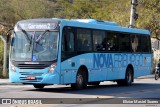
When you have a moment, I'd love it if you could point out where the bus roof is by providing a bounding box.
[63,19,150,35]
[16,18,150,35]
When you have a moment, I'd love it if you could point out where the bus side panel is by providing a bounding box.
[107,53,152,80]
[134,54,152,77]
[60,53,108,84]
[110,53,127,80]
[60,53,152,84]
[60,60,76,84]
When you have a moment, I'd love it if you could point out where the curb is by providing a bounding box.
[137,75,154,79]
[0,79,23,85]
[0,83,23,85]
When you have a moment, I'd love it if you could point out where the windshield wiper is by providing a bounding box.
[36,30,49,42]
[21,29,32,44]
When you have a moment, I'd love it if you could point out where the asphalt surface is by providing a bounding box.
[0,74,159,107]
[0,74,155,85]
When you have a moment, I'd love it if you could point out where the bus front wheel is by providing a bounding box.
[33,84,45,89]
[71,70,87,90]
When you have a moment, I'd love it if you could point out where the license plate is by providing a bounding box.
[27,76,36,80]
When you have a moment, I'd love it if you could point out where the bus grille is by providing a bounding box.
[17,64,48,69]
[19,72,43,82]
[19,72,43,76]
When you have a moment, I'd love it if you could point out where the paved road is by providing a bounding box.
[0,77,160,107]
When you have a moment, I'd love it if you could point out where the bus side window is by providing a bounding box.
[62,27,75,61]
[67,32,74,52]
[119,34,131,52]
[131,35,141,52]
[61,33,66,52]
[93,30,106,51]
[106,32,119,51]
[62,29,74,52]
[141,35,151,53]
[77,29,92,51]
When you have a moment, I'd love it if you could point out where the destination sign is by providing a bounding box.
[16,23,57,30]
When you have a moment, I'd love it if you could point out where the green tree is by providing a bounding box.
[0,0,56,30]
[137,0,160,38]
[0,0,159,37]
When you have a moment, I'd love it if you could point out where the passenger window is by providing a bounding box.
[67,32,74,52]
[106,32,119,51]
[61,27,75,61]
[119,34,131,52]
[93,30,106,51]
[130,35,141,52]
[62,30,74,52]
[141,36,151,53]
[77,29,92,51]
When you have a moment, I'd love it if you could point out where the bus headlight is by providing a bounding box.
[48,63,56,73]
[11,63,16,72]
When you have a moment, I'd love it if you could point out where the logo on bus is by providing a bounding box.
[93,54,113,68]
[93,53,145,68]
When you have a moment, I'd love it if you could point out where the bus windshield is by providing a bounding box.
[11,31,59,61]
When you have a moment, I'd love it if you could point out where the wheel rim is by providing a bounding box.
[127,70,132,84]
[77,74,83,86]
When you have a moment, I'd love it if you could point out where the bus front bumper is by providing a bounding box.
[9,71,60,85]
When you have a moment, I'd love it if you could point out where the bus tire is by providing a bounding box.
[33,84,45,89]
[155,72,159,80]
[71,70,87,90]
[117,67,133,86]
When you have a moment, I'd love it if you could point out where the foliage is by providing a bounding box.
[137,0,160,38]
[0,0,159,36]
[0,0,159,69]
[0,0,55,26]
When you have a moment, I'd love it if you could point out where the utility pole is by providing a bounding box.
[0,35,7,77]
[129,0,138,28]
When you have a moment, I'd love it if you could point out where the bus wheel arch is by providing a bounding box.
[71,65,88,90]
[117,64,134,86]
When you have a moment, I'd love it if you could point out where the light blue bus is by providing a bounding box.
[9,18,152,89]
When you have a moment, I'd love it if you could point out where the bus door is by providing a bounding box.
[61,27,76,84]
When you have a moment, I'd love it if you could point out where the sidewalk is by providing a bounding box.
[137,74,154,79]
[0,79,22,85]
[0,74,155,85]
